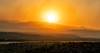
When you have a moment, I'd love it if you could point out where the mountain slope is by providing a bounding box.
[0,32,100,41]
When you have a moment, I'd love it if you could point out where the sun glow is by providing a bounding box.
[42,10,59,24]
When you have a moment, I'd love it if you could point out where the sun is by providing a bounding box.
[47,12,58,23]
[43,10,59,24]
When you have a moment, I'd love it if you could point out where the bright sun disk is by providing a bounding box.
[47,13,57,23]
[43,10,59,24]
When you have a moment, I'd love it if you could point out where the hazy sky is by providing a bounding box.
[0,0,100,29]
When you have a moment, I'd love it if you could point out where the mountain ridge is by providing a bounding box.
[0,32,100,41]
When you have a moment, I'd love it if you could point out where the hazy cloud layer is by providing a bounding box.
[0,21,100,38]
[0,0,100,28]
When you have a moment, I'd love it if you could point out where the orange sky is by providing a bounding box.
[0,0,100,29]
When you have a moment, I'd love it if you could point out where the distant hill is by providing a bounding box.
[0,32,43,41]
[0,21,100,40]
[0,32,100,41]
[69,28,100,39]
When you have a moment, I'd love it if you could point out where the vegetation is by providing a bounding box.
[0,42,100,53]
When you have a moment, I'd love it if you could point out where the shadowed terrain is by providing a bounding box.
[0,42,100,53]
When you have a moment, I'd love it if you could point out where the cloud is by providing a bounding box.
[0,0,100,28]
[0,21,35,32]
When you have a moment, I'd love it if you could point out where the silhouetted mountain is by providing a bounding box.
[0,32,44,41]
[69,28,100,39]
[0,32,100,41]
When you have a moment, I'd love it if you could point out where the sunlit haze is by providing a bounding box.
[0,0,100,36]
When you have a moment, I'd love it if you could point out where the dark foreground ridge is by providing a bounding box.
[0,42,100,53]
